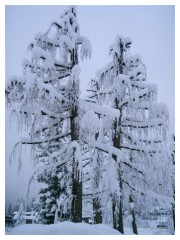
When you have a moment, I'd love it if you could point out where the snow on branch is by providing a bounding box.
[83,138,122,159]
[121,118,165,129]
[109,35,132,57]
[131,82,157,93]
[31,46,54,70]
[38,105,70,119]
[123,180,145,196]
[113,74,132,104]
[96,61,114,78]
[81,100,120,118]
[20,132,71,145]
[50,20,63,30]
[80,111,100,139]
[120,143,160,154]
[77,36,92,60]
[6,75,25,91]
[149,103,169,120]
[54,59,73,69]
[122,160,143,176]
[121,128,162,146]
[128,54,142,68]
[37,81,66,102]
[146,190,173,207]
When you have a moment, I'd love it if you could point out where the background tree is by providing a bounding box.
[14,202,24,226]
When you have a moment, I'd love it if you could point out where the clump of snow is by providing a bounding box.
[34,32,43,40]
[24,72,36,92]
[31,46,45,63]
[58,35,73,62]
[149,103,169,120]
[105,156,120,195]
[22,59,31,69]
[96,61,114,79]
[31,46,54,70]
[129,54,142,67]
[124,37,132,48]
[82,101,120,119]
[80,111,100,138]
[78,36,92,60]
[129,67,145,81]
[9,221,121,235]
[6,75,25,90]
[109,35,132,57]
[113,74,132,106]
[72,65,81,79]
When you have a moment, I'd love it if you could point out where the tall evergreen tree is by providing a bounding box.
[6,6,92,224]
[86,35,171,233]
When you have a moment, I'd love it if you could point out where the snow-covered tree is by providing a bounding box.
[14,203,24,226]
[86,35,172,233]
[5,202,14,216]
[6,6,91,224]
[167,134,175,232]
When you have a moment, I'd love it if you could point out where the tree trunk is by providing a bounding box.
[93,197,102,224]
[129,195,138,234]
[71,167,82,223]
[70,104,82,222]
[172,202,175,232]
[172,139,175,233]
[70,106,78,141]
[131,209,138,235]
[112,195,118,230]
[112,112,124,234]
[118,196,124,234]
[112,40,124,233]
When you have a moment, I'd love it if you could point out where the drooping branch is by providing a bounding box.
[82,100,120,118]
[82,138,122,158]
[121,119,164,129]
[121,129,163,146]
[122,161,144,176]
[21,132,71,145]
[120,143,160,154]
[123,180,145,196]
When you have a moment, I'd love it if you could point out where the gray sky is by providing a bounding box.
[5,5,175,202]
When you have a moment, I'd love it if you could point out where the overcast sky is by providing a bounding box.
[5,5,175,202]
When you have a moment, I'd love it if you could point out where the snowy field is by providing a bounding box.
[6,222,171,235]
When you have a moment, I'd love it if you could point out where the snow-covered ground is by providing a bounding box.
[7,221,171,235]
[124,227,170,235]
[8,222,121,235]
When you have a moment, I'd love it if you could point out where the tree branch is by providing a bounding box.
[21,132,71,145]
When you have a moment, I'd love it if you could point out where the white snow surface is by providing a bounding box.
[7,222,171,235]
[9,221,121,235]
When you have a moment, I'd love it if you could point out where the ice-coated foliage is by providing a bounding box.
[80,111,100,139]
[78,36,92,60]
